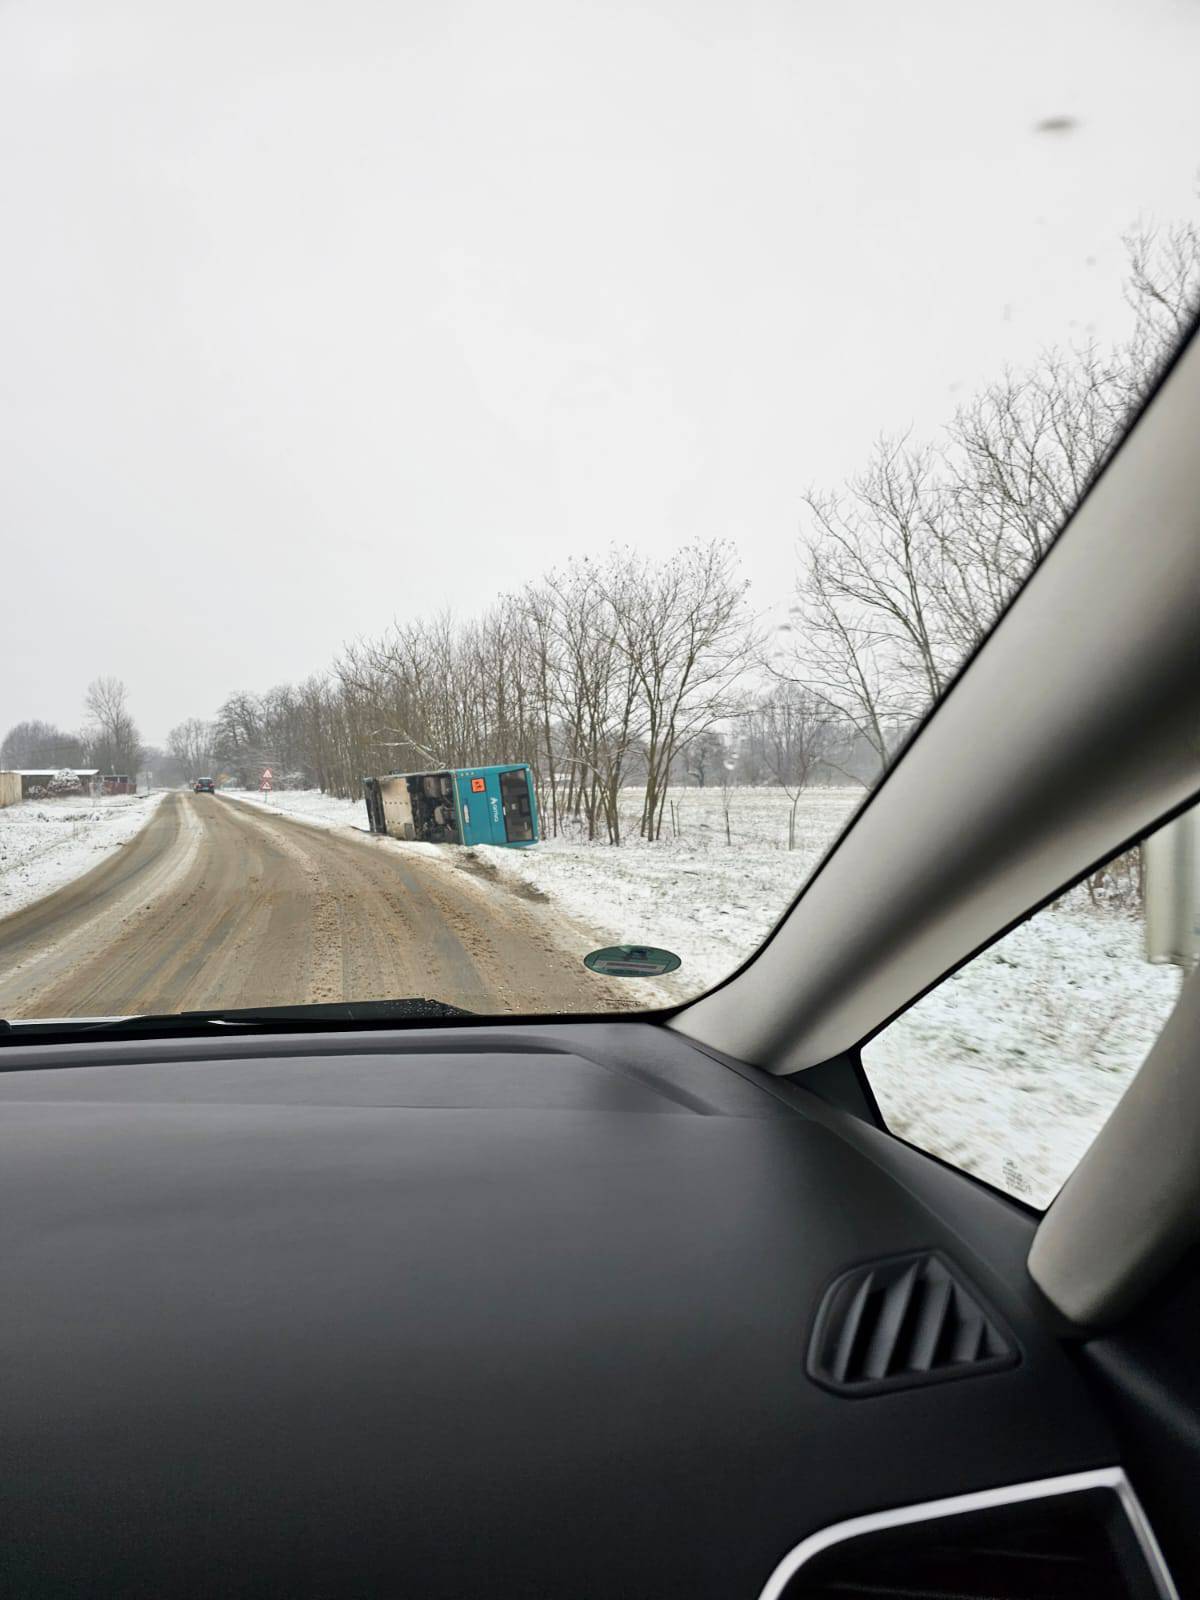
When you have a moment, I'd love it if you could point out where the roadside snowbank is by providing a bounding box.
[225,788,366,834]
[0,792,166,921]
[476,786,863,998]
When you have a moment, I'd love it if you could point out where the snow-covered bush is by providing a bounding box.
[47,770,83,797]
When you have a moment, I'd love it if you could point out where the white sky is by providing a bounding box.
[2,0,1198,746]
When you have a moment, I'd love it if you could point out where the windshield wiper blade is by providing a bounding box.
[0,997,474,1040]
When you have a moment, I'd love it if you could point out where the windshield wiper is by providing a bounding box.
[0,997,474,1041]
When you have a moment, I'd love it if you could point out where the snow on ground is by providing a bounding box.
[477,785,864,999]
[490,786,1179,1205]
[224,782,1181,1206]
[863,890,1182,1207]
[0,792,166,921]
[227,787,367,834]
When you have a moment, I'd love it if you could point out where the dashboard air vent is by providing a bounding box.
[808,1250,1017,1395]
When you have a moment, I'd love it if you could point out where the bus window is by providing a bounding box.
[499,769,535,842]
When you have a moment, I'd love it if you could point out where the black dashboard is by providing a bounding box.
[0,1022,1157,1596]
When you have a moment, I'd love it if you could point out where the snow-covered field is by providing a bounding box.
[863,894,1181,1206]
[0,792,166,921]
[476,785,863,996]
[225,782,1180,1205]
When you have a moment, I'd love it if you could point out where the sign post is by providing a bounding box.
[261,767,273,797]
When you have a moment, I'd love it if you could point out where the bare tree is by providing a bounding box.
[538,556,644,843]
[939,341,1131,659]
[783,220,1200,787]
[84,677,141,777]
[608,541,759,840]
[744,690,831,848]
[682,729,727,788]
[167,717,216,780]
[780,438,947,778]
[718,749,736,845]
[771,693,827,848]
[1124,220,1200,355]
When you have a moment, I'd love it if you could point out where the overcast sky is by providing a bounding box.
[2,0,1198,746]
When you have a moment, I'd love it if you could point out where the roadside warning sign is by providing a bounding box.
[261,767,273,792]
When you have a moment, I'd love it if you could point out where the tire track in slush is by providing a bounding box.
[1,791,624,1019]
[235,808,490,1007]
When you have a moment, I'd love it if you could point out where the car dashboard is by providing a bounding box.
[0,1021,1175,1597]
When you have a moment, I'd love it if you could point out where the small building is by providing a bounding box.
[363,765,539,848]
[0,771,22,809]
[9,768,103,799]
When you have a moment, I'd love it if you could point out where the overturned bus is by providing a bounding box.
[362,764,539,849]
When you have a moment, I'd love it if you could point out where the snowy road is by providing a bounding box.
[0,792,630,1020]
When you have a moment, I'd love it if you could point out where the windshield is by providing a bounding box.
[1,0,1198,1027]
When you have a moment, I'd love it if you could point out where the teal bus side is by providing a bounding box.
[452,764,539,848]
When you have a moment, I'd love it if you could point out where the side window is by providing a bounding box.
[860,810,1197,1208]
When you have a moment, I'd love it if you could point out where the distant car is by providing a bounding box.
[193,777,216,794]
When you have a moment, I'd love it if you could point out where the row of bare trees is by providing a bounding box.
[0,720,89,771]
[2,678,143,780]
[190,541,761,842]
[778,224,1200,772]
[163,222,1199,846]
